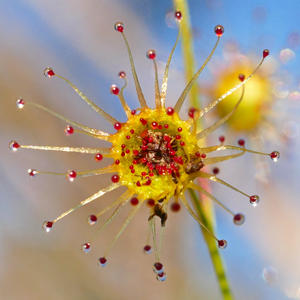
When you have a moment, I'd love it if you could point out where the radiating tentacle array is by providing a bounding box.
[9,11,280,281]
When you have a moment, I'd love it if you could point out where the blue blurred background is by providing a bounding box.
[1,0,300,299]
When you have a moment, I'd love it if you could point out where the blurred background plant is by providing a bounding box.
[1,0,300,300]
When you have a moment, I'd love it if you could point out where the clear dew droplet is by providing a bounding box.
[156,272,167,282]
[42,221,53,233]
[81,243,91,253]
[233,213,245,226]
[262,267,278,284]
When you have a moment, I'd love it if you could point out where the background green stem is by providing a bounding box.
[172,0,234,299]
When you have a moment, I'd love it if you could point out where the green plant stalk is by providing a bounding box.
[172,0,233,299]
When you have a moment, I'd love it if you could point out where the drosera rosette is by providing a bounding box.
[9,11,280,281]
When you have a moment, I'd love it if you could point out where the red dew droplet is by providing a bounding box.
[131,110,136,115]
[171,202,181,212]
[151,122,158,129]
[114,122,122,130]
[149,172,154,177]
[164,124,169,129]
[219,135,225,143]
[170,150,176,156]
[114,22,124,33]
[130,197,139,206]
[94,153,103,162]
[133,150,139,156]
[238,139,245,146]
[88,215,97,225]
[141,172,147,177]
[110,84,120,95]
[218,239,228,249]
[212,167,220,175]
[81,242,91,253]
[175,135,181,140]
[147,49,156,60]
[166,168,172,175]
[141,158,147,163]
[145,179,151,185]
[177,127,183,132]
[166,107,174,115]
[9,141,20,151]
[249,195,260,206]
[156,272,167,281]
[28,169,37,177]
[201,154,206,159]
[125,149,130,154]
[163,135,171,142]
[16,98,25,108]
[174,10,183,21]
[131,169,135,173]
[121,152,125,157]
[239,74,245,82]
[214,25,224,37]
[140,118,148,125]
[119,71,126,78]
[147,199,155,207]
[121,144,126,149]
[115,159,120,165]
[136,181,141,187]
[233,213,245,226]
[64,125,74,136]
[195,151,201,157]
[42,221,53,232]
[68,171,77,182]
[153,262,164,274]
[141,145,148,150]
[130,129,134,134]
[98,257,107,267]
[126,135,130,140]
[111,174,120,183]
[133,159,138,164]
[180,141,185,146]
[158,125,163,130]
[263,49,270,58]
[188,107,196,118]
[270,151,280,161]
[143,245,152,254]
[148,137,153,143]
[44,67,55,78]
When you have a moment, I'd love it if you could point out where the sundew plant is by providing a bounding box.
[9,10,279,283]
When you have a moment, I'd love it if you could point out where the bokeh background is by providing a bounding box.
[1,0,300,299]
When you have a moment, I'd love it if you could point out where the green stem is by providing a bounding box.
[188,189,233,300]
[172,0,234,299]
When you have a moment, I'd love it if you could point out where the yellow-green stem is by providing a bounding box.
[173,0,233,299]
